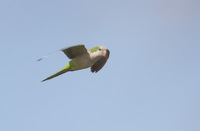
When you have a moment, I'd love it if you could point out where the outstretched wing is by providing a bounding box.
[91,49,110,73]
[61,44,88,59]
[37,44,88,61]
[37,50,59,61]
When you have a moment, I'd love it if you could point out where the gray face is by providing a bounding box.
[98,46,107,51]
[97,46,107,57]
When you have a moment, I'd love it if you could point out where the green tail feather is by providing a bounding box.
[41,63,71,82]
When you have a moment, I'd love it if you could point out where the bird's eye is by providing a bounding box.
[99,48,101,51]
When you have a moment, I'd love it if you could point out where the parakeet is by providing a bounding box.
[38,44,110,82]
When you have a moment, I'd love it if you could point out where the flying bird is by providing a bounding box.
[38,44,110,82]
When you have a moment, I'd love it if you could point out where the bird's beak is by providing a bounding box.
[102,49,110,57]
[102,50,107,57]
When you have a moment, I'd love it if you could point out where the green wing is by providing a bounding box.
[37,44,88,61]
[61,44,88,59]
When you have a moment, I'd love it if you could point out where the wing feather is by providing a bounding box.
[61,44,88,59]
[91,49,110,73]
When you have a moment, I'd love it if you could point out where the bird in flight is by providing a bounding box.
[38,44,110,82]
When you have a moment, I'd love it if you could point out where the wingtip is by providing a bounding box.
[37,58,42,62]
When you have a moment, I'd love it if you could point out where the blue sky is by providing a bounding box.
[1,0,200,131]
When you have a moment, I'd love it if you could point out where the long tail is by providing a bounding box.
[41,64,70,82]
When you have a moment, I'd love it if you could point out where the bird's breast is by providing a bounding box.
[72,54,93,69]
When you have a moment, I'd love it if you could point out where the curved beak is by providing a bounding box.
[102,50,106,57]
[102,49,110,57]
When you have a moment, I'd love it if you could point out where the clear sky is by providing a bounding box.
[1,0,200,131]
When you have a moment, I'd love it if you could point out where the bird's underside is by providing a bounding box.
[38,44,110,82]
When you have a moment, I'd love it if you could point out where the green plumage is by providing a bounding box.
[89,46,99,53]
[41,61,74,82]
[39,44,110,82]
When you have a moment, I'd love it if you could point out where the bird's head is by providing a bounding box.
[90,46,110,73]
[98,46,109,57]
[89,45,110,59]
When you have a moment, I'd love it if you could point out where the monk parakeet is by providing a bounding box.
[38,44,110,82]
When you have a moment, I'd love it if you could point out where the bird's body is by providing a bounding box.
[72,51,95,70]
[38,44,110,82]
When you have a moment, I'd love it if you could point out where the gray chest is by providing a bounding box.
[72,54,95,69]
